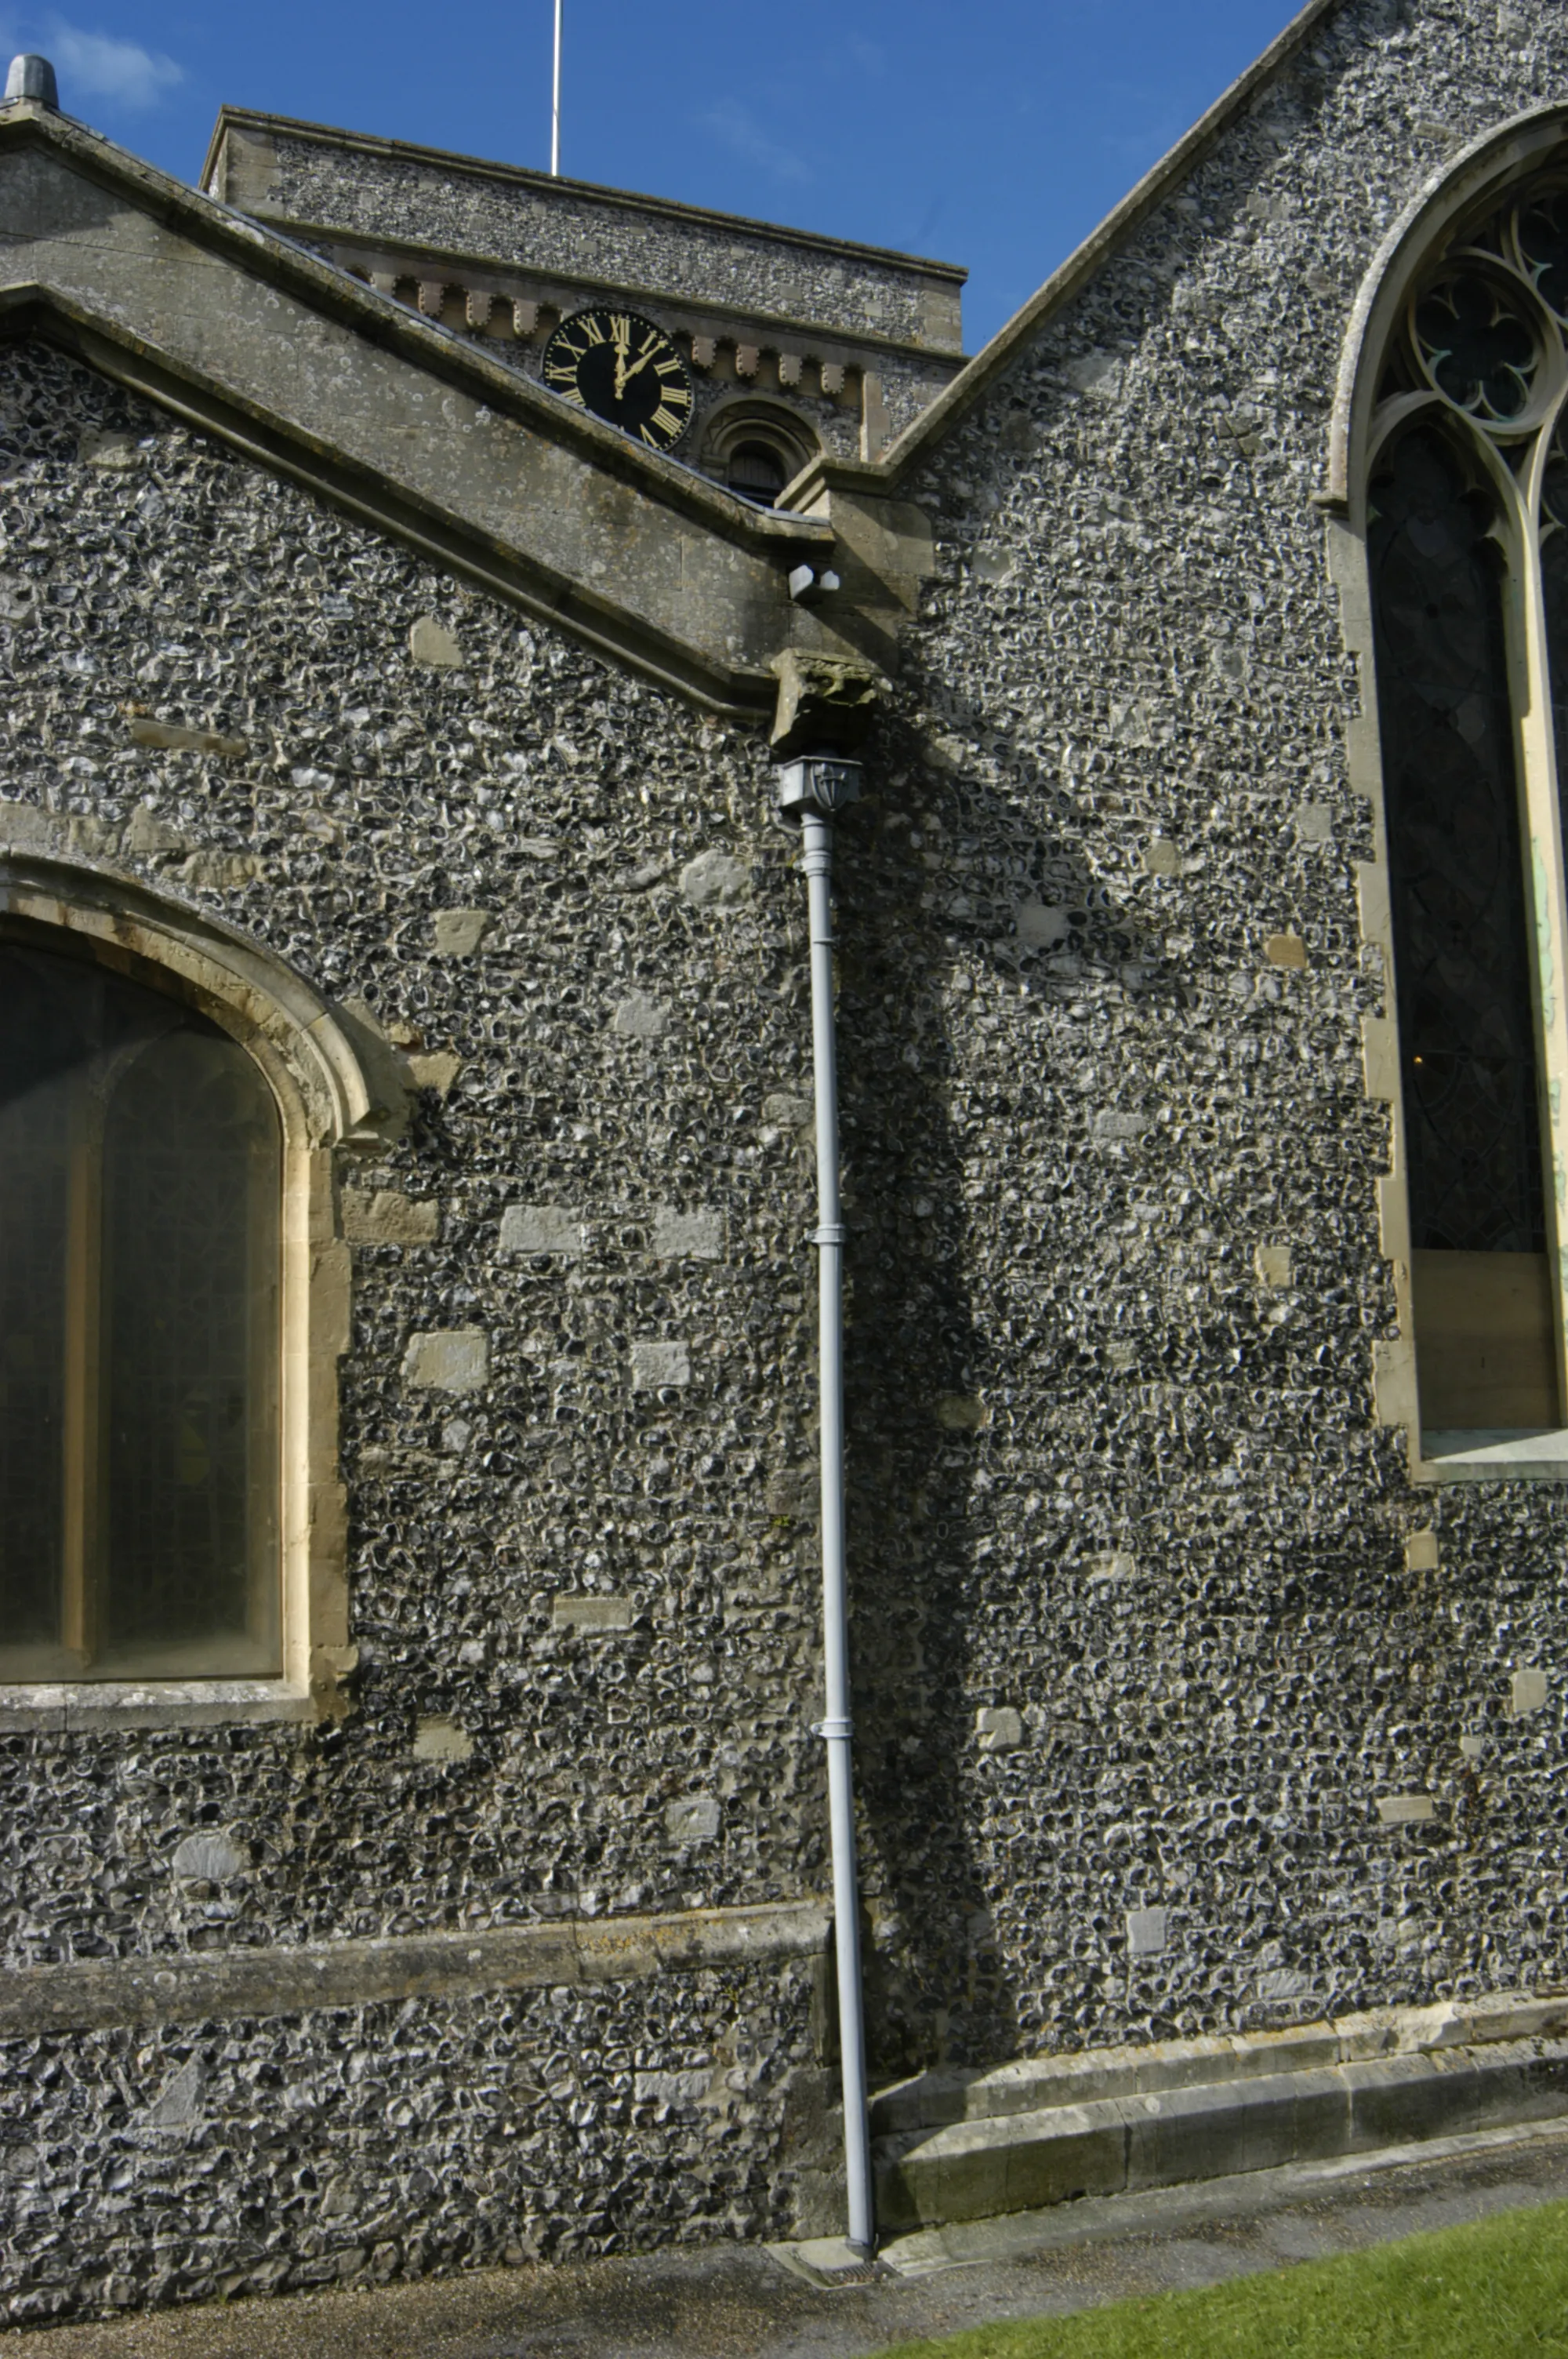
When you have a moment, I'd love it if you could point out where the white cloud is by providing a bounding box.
[44,17,182,109]
[701,100,810,187]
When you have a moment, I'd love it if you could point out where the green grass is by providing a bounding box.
[867,2197,1568,2357]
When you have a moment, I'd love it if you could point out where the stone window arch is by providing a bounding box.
[699,397,820,508]
[0,850,406,1720]
[1333,104,1568,1475]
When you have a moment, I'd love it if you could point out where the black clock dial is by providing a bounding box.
[542,308,694,451]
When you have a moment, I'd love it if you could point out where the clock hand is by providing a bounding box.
[619,336,660,391]
[612,321,631,402]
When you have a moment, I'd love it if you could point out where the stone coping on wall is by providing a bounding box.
[0,1901,833,2038]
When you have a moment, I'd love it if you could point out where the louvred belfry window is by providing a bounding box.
[0,940,280,1678]
[1367,168,1568,1442]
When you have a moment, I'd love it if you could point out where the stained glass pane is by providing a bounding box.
[102,1029,280,1674]
[0,947,77,1663]
[1369,425,1546,1253]
[0,943,281,1679]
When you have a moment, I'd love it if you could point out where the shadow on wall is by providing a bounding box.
[830,691,1204,2080]
[830,722,1088,2078]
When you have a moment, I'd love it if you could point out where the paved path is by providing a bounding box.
[14,2118,1568,2359]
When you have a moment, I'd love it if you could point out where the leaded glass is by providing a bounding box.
[0,942,280,1679]
[1369,425,1545,1253]
[1413,273,1539,421]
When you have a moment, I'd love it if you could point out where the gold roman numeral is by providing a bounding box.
[578,314,605,344]
[651,405,684,438]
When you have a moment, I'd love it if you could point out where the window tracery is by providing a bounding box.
[1362,147,1568,1448]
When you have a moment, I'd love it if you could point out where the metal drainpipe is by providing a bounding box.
[776,748,875,2254]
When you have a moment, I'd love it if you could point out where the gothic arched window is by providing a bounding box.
[0,939,281,1679]
[1350,133,1568,1464]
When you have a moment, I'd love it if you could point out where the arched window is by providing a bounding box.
[0,940,281,1678]
[727,440,789,506]
[1338,113,1568,1467]
[0,852,408,1718]
[700,398,818,509]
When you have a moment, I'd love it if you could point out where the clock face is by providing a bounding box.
[543,308,694,452]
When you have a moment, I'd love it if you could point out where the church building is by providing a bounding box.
[9,0,1568,2319]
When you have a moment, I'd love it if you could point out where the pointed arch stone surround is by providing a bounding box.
[0,849,411,1725]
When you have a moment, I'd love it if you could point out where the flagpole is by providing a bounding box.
[551,0,562,175]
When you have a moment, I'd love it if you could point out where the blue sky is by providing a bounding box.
[5,0,1305,348]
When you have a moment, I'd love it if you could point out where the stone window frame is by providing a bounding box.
[1327,103,1568,1482]
[698,394,822,507]
[0,849,407,1726]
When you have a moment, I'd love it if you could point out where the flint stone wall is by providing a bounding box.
[252,130,962,351]
[0,342,828,2316]
[2,1964,817,2323]
[12,0,1568,2317]
[838,0,1568,2080]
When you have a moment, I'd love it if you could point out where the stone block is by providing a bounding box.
[1265,932,1308,969]
[1126,2073,1298,2190]
[407,1050,461,1094]
[1126,1907,1167,1956]
[501,1204,584,1256]
[401,1329,489,1393]
[180,851,261,888]
[1512,1668,1548,1717]
[652,1206,723,1259]
[769,649,883,756]
[412,1717,473,1761]
[766,1469,818,1519]
[409,615,463,667]
[123,805,189,854]
[79,428,140,469]
[0,798,63,849]
[1405,1530,1439,1572]
[633,2067,711,2106]
[1294,803,1335,841]
[1376,1794,1436,1825]
[1254,1244,1293,1288]
[976,1707,1024,1753]
[613,991,669,1038]
[633,1341,690,1390]
[1092,1110,1149,1141]
[1344,2052,1453,2148]
[762,1092,813,1129]
[964,2104,1128,2221]
[1015,900,1070,947]
[431,907,493,956]
[1062,350,1123,399]
[935,1394,986,1430]
[145,2061,203,2128]
[666,1794,720,1844]
[552,1596,633,1632]
[1143,840,1181,876]
[342,1189,441,1245]
[172,1832,246,1882]
[680,851,750,906]
[128,718,246,758]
